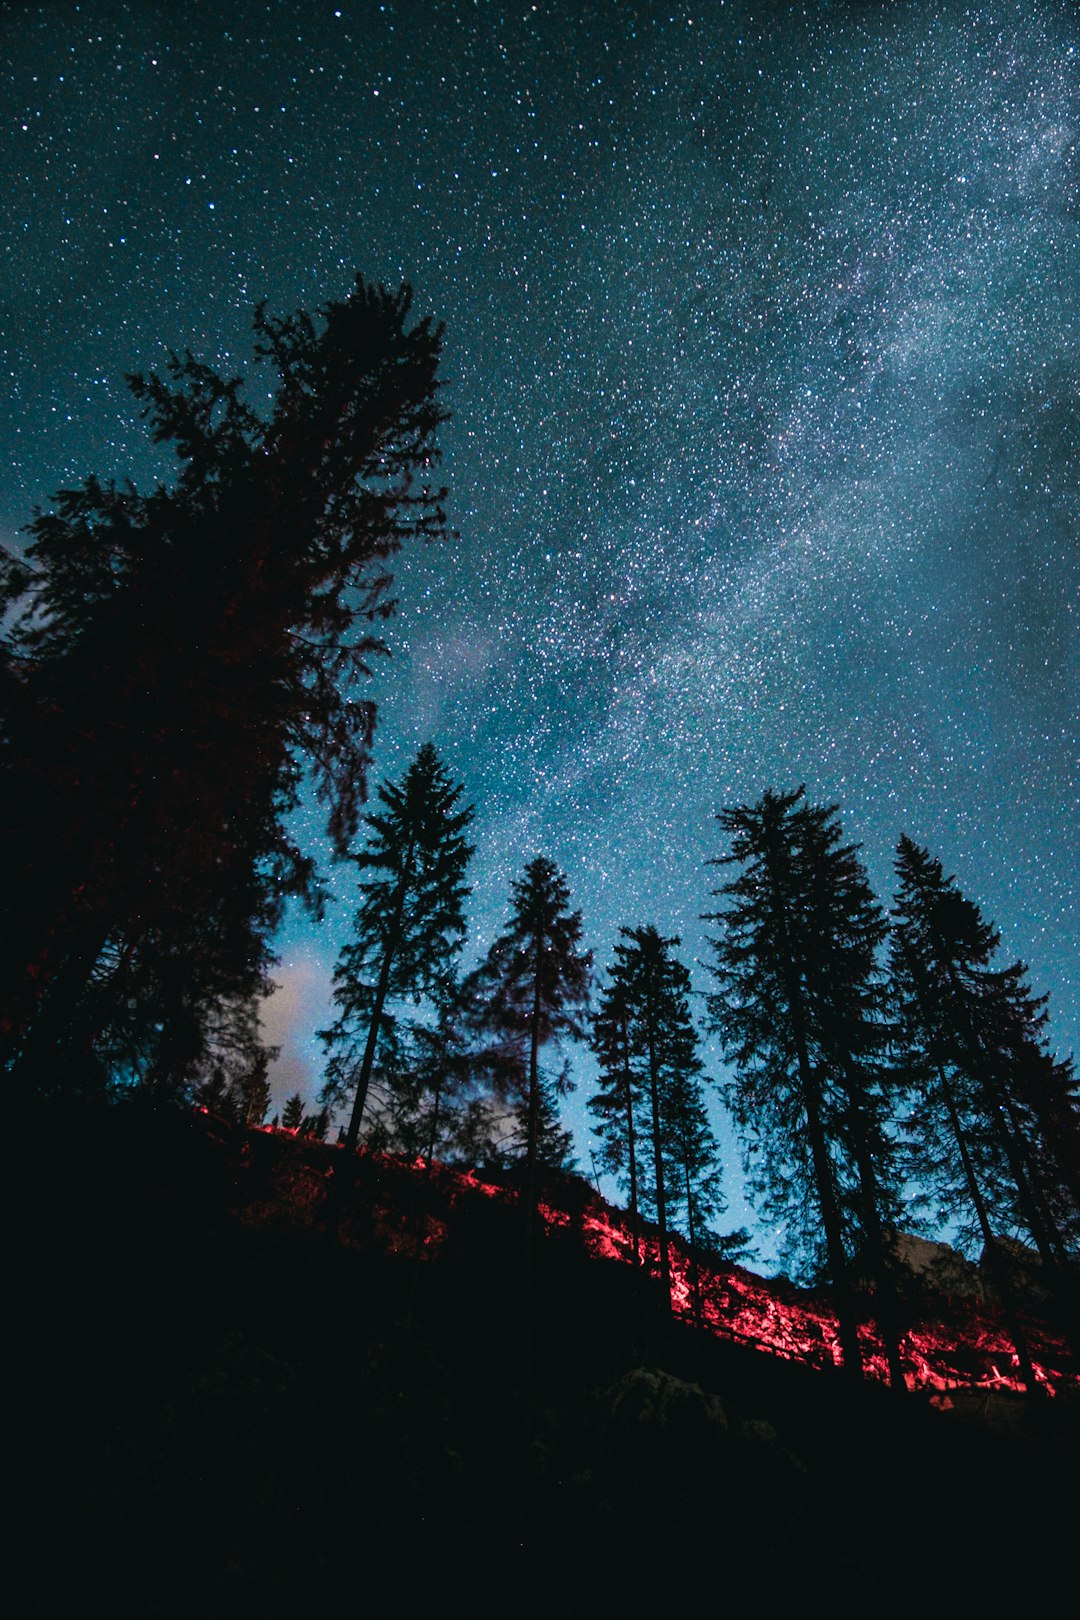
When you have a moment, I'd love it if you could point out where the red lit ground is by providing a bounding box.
[248,1127,1073,1397]
[547,1186,1069,1396]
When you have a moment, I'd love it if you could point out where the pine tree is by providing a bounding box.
[593,926,722,1310]
[281,1093,305,1132]
[319,743,473,1151]
[467,857,591,1197]
[233,1047,273,1128]
[1,277,448,1093]
[890,836,1078,1380]
[590,969,643,1262]
[704,788,904,1384]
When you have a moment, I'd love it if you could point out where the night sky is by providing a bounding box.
[4,0,1077,1263]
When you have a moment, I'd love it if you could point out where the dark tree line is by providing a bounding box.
[590,926,730,1317]
[320,758,590,1190]
[703,787,1078,1391]
[326,766,1077,1381]
[4,275,1076,1388]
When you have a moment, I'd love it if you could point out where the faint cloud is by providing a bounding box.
[260,955,331,1112]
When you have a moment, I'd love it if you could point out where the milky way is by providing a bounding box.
[3,0,1077,1260]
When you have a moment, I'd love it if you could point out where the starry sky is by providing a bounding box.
[3,0,1078,1263]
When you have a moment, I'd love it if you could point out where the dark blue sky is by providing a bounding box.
[4,0,1077,1264]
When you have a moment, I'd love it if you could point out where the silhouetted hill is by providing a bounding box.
[11,1100,1078,1617]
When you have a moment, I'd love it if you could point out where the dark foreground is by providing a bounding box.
[12,1101,1078,1617]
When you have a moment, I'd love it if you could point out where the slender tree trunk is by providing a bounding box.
[998,1086,1071,1269]
[522,930,545,1401]
[762,819,863,1379]
[646,1005,671,1308]
[683,1153,703,1327]
[621,1009,641,1265]
[847,1105,907,1391]
[901,940,1042,1396]
[524,930,544,1217]
[802,1082,863,1378]
[939,1065,1043,1396]
[426,1071,443,1174]
[342,852,413,1154]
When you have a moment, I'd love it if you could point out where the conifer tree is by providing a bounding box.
[234,1048,273,1128]
[594,926,721,1309]
[590,970,643,1261]
[705,788,904,1384]
[281,1093,305,1132]
[320,743,473,1152]
[890,836,1078,1379]
[1,277,448,1092]
[467,857,591,1196]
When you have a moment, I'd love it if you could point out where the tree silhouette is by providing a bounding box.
[890,836,1079,1382]
[590,968,643,1262]
[281,1093,305,1133]
[320,743,473,1152]
[467,857,590,1196]
[705,788,904,1384]
[593,926,720,1310]
[1,277,448,1093]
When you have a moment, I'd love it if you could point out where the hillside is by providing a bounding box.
[13,1100,1078,1617]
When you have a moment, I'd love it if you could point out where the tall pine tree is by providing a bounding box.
[320,743,473,1152]
[890,836,1078,1380]
[590,968,643,1262]
[466,857,590,1192]
[593,926,722,1310]
[705,788,904,1384]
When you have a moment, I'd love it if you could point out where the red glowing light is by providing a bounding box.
[218,1120,1073,1397]
[423,1157,1070,1395]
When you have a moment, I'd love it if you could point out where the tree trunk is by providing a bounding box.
[621,1009,641,1265]
[846,1102,907,1392]
[901,940,1042,1396]
[939,1065,1043,1397]
[801,1081,864,1378]
[684,1152,703,1327]
[426,1071,443,1174]
[762,817,863,1379]
[646,1005,671,1308]
[343,851,413,1154]
[524,930,544,1217]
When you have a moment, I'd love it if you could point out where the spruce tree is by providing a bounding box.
[590,969,643,1261]
[705,788,904,1384]
[890,836,1078,1380]
[467,857,591,1196]
[319,743,473,1152]
[1,277,448,1093]
[594,926,722,1310]
[281,1093,305,1132]
[234,1048,273,1128]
